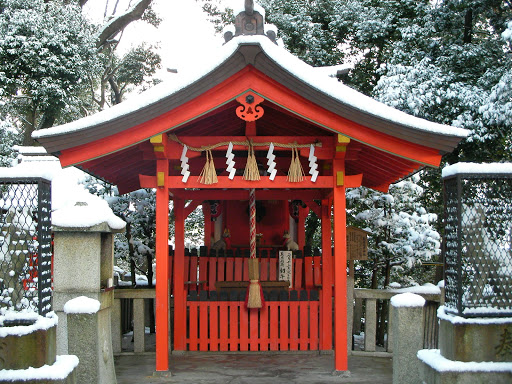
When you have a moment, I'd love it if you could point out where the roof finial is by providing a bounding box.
[224,1,277,44]
[245,0,254,16]
[234,0,264,37]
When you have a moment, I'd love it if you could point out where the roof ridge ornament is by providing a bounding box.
[224,1,277,44]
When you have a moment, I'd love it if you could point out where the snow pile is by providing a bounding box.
[63,296,100,314]
[391,283,441,295]
[390,292,426,307]
[438,306,512,325]
[0,355,79,381]
[0,312,57,338]
[52,199,125,230]
[442,162,512,178]
[418,349,512,373]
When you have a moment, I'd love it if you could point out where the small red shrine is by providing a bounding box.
[34,1,467,374]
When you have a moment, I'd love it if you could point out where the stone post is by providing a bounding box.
[391,292,425,384]
[52,201,125,384]
[65,296,116,384]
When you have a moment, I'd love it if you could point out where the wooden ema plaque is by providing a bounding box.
[346,226,369,260]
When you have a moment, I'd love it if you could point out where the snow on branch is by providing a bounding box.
[96,0,152,49]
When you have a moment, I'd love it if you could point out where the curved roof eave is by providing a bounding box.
[33,35,469,156]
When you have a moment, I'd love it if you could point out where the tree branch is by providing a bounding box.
[96,0,152,49]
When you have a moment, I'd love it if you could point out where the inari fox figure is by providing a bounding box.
[283,230,299,251]
[212,228,231,251]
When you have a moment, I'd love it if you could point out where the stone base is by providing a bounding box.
[418,349,512,384]
[0,355,78,384]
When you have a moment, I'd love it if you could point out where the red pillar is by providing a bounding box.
[333,158,348,371]
[155,159,169,372]
[173,197,186,350]
[320,198,333,350]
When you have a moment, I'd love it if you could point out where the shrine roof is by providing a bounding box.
[34,35,468,156]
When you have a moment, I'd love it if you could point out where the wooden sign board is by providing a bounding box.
[347,226,369,260]
[278,251,293,288]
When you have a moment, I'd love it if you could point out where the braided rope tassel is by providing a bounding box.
[246,188,263,309]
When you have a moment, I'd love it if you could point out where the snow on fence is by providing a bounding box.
[0,177,52,316]
[443,164,512,318]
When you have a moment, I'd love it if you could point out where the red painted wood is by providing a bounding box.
[243,258,249,281]
[269,302,279,350]
[219,301,229,351]
[155,159,169,371]
[333,158,348,371]
[173,198,187,351]
[189,255,198,292]
[234,257,243,281]
[225,255,234,281]
[269,259,277,281]
[310,301,319,350]
[229,303,239,351]
[249,309,259,351]
[169,255,174,295]
[217,257,225,285]
[259,306,269,351]
[239,304,249,351]
[199,256,208,291]
[299,302,309,350]
[199,301,209,351]
[60,66,441,172]
[279,303,288,351]
[210,301,219,351]
[260,258,269,281]
[294,259,303,290]
[320,199,333,351]
[304,257,314,290]
[208,257,217,291]
[289,302,299,351]
[313,256,322,288]
[189,303,198,351]
[184,256,190,291]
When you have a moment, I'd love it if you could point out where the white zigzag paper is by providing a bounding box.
[225,142,236,179]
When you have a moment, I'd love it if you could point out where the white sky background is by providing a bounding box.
[83,0,240,80]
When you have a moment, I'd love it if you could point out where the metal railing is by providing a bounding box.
[0,177,52,316]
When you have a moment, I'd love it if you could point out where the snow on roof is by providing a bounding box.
[313,64,352,78]
[442,162,512,178]
[63,296,101,314]
[34,35,469,141]
[0,355,79,381]
[390,292,426,307]
[418,349,512,373]
[0,149,125,230]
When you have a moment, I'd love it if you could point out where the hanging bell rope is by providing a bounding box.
[246,188,264,309]
[243,140,261,181]
[198,149,218,185]
[287,147,305,182]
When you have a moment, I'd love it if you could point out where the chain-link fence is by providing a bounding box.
[443,172,512,318]
[0,178,52,316]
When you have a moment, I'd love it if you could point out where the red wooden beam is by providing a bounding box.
[168,188,326,201]
[140,175,333,189]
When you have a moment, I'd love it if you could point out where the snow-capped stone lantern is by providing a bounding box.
[417,163,512,384]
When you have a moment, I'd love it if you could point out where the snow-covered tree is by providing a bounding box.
[347,176,441,289]
[0,0,98,144]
